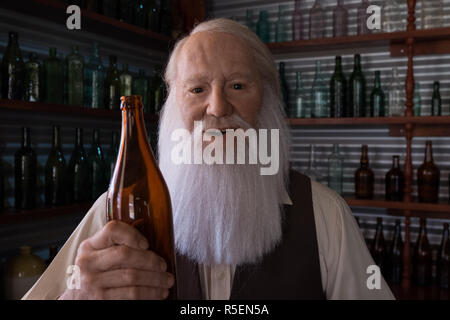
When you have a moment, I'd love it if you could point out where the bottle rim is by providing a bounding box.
[121,95,144,109]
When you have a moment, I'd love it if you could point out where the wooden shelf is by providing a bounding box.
[0,0,172,53]
[288,116,450,126]
[0,99,159,122]
[0,202,94,224]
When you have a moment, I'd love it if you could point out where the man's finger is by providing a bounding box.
[96,269,175,289]
[102,286,169,300]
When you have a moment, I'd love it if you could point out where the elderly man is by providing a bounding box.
[23,18,394,300]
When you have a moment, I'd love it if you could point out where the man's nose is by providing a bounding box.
[206,86,232,118]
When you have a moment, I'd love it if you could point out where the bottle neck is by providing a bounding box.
[374,72,381,88]
[76,128,83,147]
[296,72,302,89]
[93,130,100,146]
[419,219,428,238]
[52,126,61,149]
[333,144,339,154]
[354,55,361,71]
[8,33,18,46]
[22,127,31,148]
[424,142,433,163]
[334,57,342,73]
[392,156,400,169]
[360,146,369,167]
[279,63,285,76]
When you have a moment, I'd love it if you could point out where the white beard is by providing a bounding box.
[158,85,290,265]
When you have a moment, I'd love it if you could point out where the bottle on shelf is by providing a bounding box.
[354,145,374,199]
[119,0,135,24]
[330,56,347,118]
[84,42,105,109]
[105,131,120,183]
[356,0,371,35]
[387,219,403,284]
[1,31,25,100]
[279,62,290,116]
[14,127,37,210]
[309,0,325,39]
[132,69,150,113]
[413,81,422,117]
[385,155,404,201]
[370,71,385,117]
[106,95,177,299]
[147,0,161,33]
[371,217,387,274]
[293,71,307,118]
[327,144,344,195]
[349,54,366,117]
[104,55,121,110]
[292,0,304,41]
[101,0,119,19]
[311,60,328,118]
[256,10,270,43]
[134,0,148,28]
[67,128,90,203]
[88,129,107,200]
[417,140,440,203]
[387,67,404,117]
[24,52,42,102]
[246,9,256,34]
[119,64,133,97]
[437,223,449,289]
[275,5,287,42]
[332,0,348,37]
[413,217,432,286]
[43,48,64,105]
[421,0,444,30]
[66,46,84,107]
[45,125,66,206]
[431,81,442,116]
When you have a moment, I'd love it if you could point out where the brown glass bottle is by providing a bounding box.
[437,223,449,289]
[355,145,374,199]
[413,218,432,286]
[385,155,404,201]
[417,141,440,203]
[387,219,403,284]
[370,217,387,274]
[106,95,177,299]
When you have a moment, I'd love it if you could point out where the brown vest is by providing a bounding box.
[175,170,325,300]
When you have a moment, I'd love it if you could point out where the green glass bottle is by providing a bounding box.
[101,0,118,18]
[330,56,347,118]
[45,125,66,206]
[328,144,344,195]
[293,71,307,118]
[414,82,422,116]
[246,9,256,34]
[133,69,149,113]
[119,64,133,97]
[256,10,271,43]
[67,128,90,203]
[311,60,328,118]
[14,127,37,209]
[279,62,290,116]
[370,71,385,117]
[104,55,121,110]
[24,52,42,102]
[44,48,64,104]
[66,46,84,106]
[105,131,119,183]
[349,54,366,117]
[431,81,442,116]
[135,0,148,28]
[1,31,25,100]
[147,0,161,32]
[88,129,107,200]
[275,5,287,42]
[119,0,134,24]
[84,42,105,109]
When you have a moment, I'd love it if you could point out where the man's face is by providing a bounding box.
[174,32,263,132]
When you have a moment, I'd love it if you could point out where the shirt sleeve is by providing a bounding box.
[310,181,395,300]
[21,192,108,300]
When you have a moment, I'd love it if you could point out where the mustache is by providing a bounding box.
[201,113,252,132]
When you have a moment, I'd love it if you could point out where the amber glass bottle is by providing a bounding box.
[413,218,432,286]
[417,141,440,203]
[385,155,404,201]
[355,145,374,199]
[106,95,177,299]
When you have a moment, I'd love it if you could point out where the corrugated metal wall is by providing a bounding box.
[208,0,450,246]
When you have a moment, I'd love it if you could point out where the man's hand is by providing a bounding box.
[60,220,175,300]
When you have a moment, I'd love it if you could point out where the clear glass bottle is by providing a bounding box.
[431,81,442,116]
[311,60,328,118]
[66,45,84,107]
[293,71,307,118]
[309,0,325,39]
[292,0,304,41]
[387,67,403,117]
[328,144,344,195]
[256,10,271,43]
[333,0,348,37]
[84,42,105,109]
[24,52,42,102]
[422,0,444,30]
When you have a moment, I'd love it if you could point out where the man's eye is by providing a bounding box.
[192,87,203,94]
[233,83,243,90]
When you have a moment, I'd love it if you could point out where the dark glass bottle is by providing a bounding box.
[256,10,271,43]
[24,52,42,102]
[106,131,120,183]
[104,55,121,110]
[355,145,374,199]
[135,0,148,28]
[147,0,161,32]
[101,0,118,18]
[88,129,107,200]
[43,48,64,104]
[133,69,150,113]
[119,64,133,97]
[431,81,442,116]
[333,0,348,37]
[387,219,403,284]
[14,127,37,210]
[84,42,105,109]
[279,62,290,116]
[45,125,66,206]
[119,0,135,24]
[67,128,90,203]
[370,71,385,117]
[437,223,450,289]
[413,218,432,286]
[417,141,440,203]
[66,46,84,106]
[371,217,387,273]
[385,155,404,201]
[330,56,346,118]
[106,95,177,299]
[1,31,25,100]
[159,0,172,36]
[349,54,366,117]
